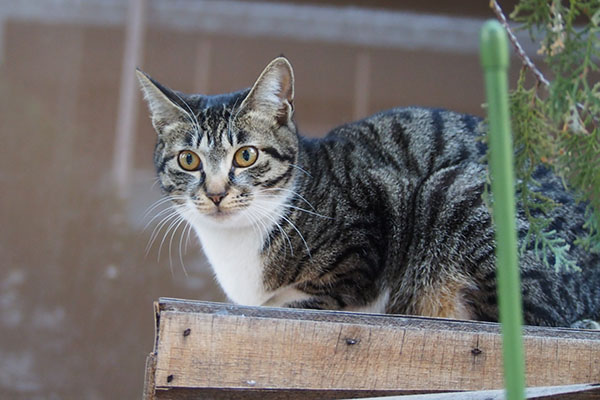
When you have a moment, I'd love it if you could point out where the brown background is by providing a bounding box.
[1,0,531,398]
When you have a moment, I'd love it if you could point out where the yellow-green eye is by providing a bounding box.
[234,146,258,168]
[178,150,201,171]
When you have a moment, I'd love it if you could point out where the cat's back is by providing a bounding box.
[321,107,487,181]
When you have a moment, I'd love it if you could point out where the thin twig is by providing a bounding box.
[490,0,597,126]
[490,0,550,87]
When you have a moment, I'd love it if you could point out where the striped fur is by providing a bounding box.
[137,58,600,327]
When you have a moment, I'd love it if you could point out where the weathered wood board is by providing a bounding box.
[144,298,600,399]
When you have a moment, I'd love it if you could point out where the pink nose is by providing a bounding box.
[206,192,228,206]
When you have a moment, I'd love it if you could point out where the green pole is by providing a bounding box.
[480,20,525,400]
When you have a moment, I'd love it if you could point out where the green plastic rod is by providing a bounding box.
[480,20,525,400]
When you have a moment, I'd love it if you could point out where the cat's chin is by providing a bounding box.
[206,209,236,221]
[197,208,253,229]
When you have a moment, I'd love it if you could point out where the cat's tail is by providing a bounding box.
[521,253,600,328]
[579,260,600,326]
[591,268,600,323]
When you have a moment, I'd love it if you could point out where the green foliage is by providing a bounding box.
[502,0,600,269]
[509,70,580,271]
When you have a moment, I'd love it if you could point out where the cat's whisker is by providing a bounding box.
[255,188,316,212]
[289,163,312,178]
[146,209,181,256]
[277,213,312,260]
[142,196,178,220]
[158,215,185,276]
[143,202,186,232]
[184,219,194,255]
[167,216,188,277]
[256,214,272,249]
[151,177,162,190]
[255,207,275,247]
[251,204,294,257]
[145,208,181,252]
[244,206,273,250]
[142,195,188,222]
[167,217,183,273]
[253,200,312,259]
[253,202,310,259]
[255,197,333,220]
[243,208,263,243]
[146,211,180,258]
[143,207,173,232]
[144,203,185,237]
[254,187,317,211]
[253,190,314,209]
[178,223,191,277]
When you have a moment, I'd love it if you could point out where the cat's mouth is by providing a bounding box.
[189,198,251,224]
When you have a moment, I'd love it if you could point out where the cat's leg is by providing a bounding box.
[261,287,313,308]
[570,319,600,330]
[282,295,344,310]
[264,286,360,310]
[413,277,476,320]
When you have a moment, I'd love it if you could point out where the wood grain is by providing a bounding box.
[146,299,600,399]
[143,352,157,400]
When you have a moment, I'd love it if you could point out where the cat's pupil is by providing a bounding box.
[242,150,250,161]
[185,153,193,165]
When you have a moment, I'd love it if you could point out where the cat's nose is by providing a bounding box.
[206,191,228,206]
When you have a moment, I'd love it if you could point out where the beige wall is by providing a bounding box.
[0,1,528,398]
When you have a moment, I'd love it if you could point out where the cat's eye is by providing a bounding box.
[178,150,201,171]
[233,146,258,168]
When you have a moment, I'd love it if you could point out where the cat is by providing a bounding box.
[137,57,600,328]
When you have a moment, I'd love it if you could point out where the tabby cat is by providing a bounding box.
[137,57,600,327]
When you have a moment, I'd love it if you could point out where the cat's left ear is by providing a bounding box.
[136,68,189,128]
[241,57,295,126]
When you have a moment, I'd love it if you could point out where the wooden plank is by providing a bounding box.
[143,352,157,400]
[147,298,600,399]
[360,384,600,399]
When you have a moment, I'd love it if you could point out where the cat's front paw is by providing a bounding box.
[570,319,600,330]
[283,295,342,310]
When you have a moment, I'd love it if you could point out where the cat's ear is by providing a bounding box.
[241,57,295,126]
[136,68,188,126]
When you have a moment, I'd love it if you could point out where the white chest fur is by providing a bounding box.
[193,225,270,306]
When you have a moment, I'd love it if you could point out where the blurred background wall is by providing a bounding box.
[0,0,533,398]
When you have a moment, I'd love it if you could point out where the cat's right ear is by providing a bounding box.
[136,69,187,127]
[240,57,295,126]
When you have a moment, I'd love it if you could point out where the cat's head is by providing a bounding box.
[137,57,299,229]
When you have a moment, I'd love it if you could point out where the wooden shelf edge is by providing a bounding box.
[143,298,600,399]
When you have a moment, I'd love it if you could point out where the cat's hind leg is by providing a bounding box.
[414,277,476,320]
